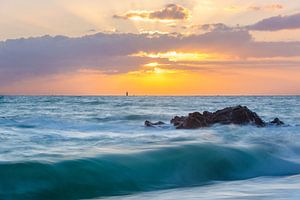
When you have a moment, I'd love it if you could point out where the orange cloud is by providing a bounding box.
[113,4,190,22]
[249,4,283,11]
[131,51,224,62]
[225,4,283,13]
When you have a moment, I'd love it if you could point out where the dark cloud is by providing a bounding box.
[0,30,299,85]
[113,4,190,21]
[248,13,300,31]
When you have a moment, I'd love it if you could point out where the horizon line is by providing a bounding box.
[1,94,300,97]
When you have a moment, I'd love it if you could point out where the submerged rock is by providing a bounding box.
[270,118,284,126]
[145,120,165,127]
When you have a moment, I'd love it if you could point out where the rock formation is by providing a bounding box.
[145,105,284,129]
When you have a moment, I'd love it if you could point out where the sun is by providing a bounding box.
[153,67,166,74]
[131,51,221,62]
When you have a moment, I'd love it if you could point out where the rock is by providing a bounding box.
[145,105,284,129]
[175,112,209,129]
[144,120,165,127]
[170,116,186,127]
[170,105,267,129]
[270,118,284,126]
[203,111,214,123]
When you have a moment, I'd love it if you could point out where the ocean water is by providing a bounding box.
[0,96,300,200]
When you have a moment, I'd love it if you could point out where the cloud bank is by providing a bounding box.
[248,13,300,31]
[190,13,300,32]
[0,29,300,85]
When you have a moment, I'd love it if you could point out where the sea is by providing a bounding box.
[0,96,299,200]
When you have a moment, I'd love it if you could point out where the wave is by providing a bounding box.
[0,96,6,103]
[91,114,162,122]
[0,144,300,199]
[67,100,110,106]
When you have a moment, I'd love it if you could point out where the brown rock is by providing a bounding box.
[170,105,267,129]
[175,112,209,129]
[146,105,284,129]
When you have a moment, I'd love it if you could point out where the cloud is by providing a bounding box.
[0,29,300,85]
[248,13,300,31]
[182,23,244,33]
[197,23,235,32]
[224,6,241,12]
[113,4,190,21]
[225,4,283,13]
[87,29,97,33]
[248,4,283,11]
[190,13,300,32]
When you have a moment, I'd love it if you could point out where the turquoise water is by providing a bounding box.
[0,96,299,199]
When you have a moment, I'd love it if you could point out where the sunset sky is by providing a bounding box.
[0,0,300,95]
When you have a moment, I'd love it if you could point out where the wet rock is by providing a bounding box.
[174,112,209,129]
[270,118,284,126]
[170,116,186,126]
[213,105,265,126]
[170,105,267,129]
[144,120,165,127]
[145,105,284,129]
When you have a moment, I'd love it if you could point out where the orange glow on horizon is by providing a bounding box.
[1,65,300,96]
[132,51,227,62]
